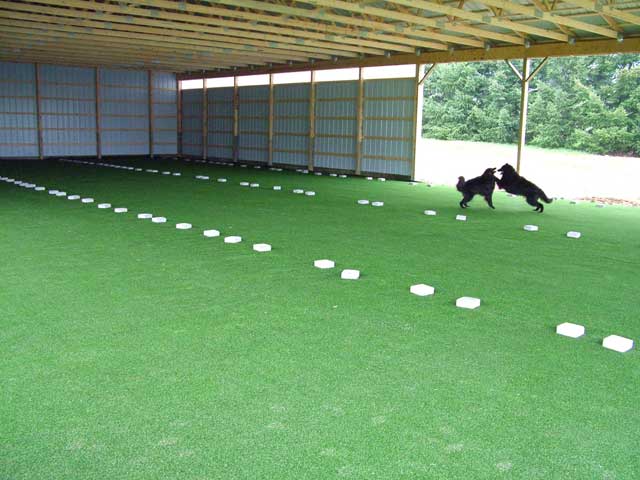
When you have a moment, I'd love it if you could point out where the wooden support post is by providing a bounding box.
[268,73,274,166]
[35,63,43,160]
[308,69,315,171]
[177,77,182,156]
[411,63,425,181]
[516,58,531,174]
[233,75,239,163]
[95,66,101,160]
[202,77,207,160]
[148,70,154,159]
[355,67,364,176]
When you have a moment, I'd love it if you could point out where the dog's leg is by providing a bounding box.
[526,195,543,212]
[460,193,473,208]
[484,193,495,209]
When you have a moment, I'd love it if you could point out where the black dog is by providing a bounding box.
[456,168,497,209]
[496,163,552,213]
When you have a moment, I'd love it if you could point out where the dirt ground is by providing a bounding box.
[416,138,640,203]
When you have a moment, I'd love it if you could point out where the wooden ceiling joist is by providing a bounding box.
[0,0,637,74]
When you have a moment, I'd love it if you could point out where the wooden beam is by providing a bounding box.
[233,76,238,163]
[95,66,101,159]
[148,70,154,159]
[179,36,640,80]
[308,70,316,172]
[527,57,549,82]
[411,63,423,181]
[564,0,640,27]
[480,0,619,38]
[419,64,437,85]
[202,79,207,161]
[177,78,182,156]
[114,0,447,52]
[388,0,567,42]
[35,63,43,160]
[0,1,360,59]
[209,0,484,47]
[0,16,311,64]
[268,73,274,167]
[355,67,364,176]
[517,58,531,174]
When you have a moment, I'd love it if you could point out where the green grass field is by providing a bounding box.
[1,158,639,480]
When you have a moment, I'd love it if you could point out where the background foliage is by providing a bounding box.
[422,54,640,156]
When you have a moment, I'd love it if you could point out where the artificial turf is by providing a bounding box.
[1,158,639,480]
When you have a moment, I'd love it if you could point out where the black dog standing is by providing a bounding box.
[456,168,498,209]
[496,163,552,213]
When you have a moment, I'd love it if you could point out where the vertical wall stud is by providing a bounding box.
[148,70,154,159]
[35,63,43,160]
[308,70,316,171]
[95,67,102,160]
[233,75,239,163]
[355,67,364,176]
[268,73,274,166]
[411,63,424,181]
[202,77,207,160]
[177,77,182,156]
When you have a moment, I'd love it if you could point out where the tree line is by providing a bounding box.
[422,54,640,157]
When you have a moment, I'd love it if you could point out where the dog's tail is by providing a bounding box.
[539,190,553,203]
[456,176,465,192]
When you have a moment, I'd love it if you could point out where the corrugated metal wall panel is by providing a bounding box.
[181,88,203,157]
[314,81,357,171]
[1,62,178,159]
[100,68,149,156]
[273,83,309,166]
[0,61,38,157]
[40,65,97,157]
[362,78,415,177]
[238,85,268,163]
[207,87,233,159]
[152,72,177,155]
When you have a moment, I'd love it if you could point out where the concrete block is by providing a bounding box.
[172,172,181,176]
[341,269,360,280]
[137,213,153,219]
[366,176,373,180]
[371,201,384,207]
[162,171,171,175]
[293,189,304,194]
[151,216,167,223]
[240,182,250,186]
[456,297,480,309]
[35,187,45,191]
[524,225,539,232]
[81,198,94,203]
[357,199,369,205]
[176,223,192,230]
[329,173,337,177]
[224,236,242,244]
[250,183,259,188]
[603,335,634,353]
[314,259,335,269]
[410,284,435,296]
[217,178,227,182]
[567,231,581,239]
[203,229,220,237]
[114,207,128,213]
[305,191,316,196]
[456,215,467,221]
[97,203,111,209]
[273,186,282,191]
[339,175,347,178]
[424,210,437,216]
[253,243,272,252]
[56,192,67,197]
[67,195,80,200]
[377,177,386,182]
[556,322,585,338]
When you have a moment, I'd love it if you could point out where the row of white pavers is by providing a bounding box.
[0,176,272,253]
[60,159,323,196]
